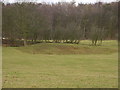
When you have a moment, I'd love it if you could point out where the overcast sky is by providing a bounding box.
[4,0,117,4]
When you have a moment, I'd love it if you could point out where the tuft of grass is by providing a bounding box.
[2,40,118,88]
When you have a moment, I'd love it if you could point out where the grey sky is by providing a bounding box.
[5,0,117,4]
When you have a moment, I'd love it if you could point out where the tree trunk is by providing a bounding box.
[24,38,27,46]
[94,39,97,46]
[34,34,37,44]
[92,40,94,45]
[32,39,34,44]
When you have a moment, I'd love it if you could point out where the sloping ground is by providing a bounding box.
[16,41,118,55]
[2,41,118,88]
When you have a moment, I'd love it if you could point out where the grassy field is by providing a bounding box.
[2,40,118,88]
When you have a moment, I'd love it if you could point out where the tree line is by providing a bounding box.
[2,1,118,46]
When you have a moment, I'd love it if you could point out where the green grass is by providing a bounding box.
[2,40,118,88]
[16,40,117,55]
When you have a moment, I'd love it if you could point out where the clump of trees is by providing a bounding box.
[2,1,118,46]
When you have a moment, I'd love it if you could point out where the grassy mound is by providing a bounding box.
[16,40,118,55]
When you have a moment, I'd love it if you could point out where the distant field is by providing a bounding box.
[2,40,118,88]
